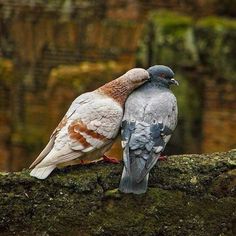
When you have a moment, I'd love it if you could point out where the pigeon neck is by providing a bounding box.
[148,80,170,89]
[98,77,132,106]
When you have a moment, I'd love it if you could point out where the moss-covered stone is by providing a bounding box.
[0,150,235,235]
[138,11,236,77]
[137,10,198,68]
[48,61,126,93]
[195,16,236,81]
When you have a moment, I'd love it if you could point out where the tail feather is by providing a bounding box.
[29,136,56,169]
[30,165,56,180]
[119,167,149,194]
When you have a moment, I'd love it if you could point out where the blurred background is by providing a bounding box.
[0,0,235,172]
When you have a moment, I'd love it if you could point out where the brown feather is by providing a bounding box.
[68,119,108,144]
[68,121,91,148]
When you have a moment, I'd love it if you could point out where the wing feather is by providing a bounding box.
[30,92,123,169]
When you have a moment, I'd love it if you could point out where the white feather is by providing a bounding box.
[30,165,56,179]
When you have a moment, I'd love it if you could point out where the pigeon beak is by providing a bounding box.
[170,78,179,86]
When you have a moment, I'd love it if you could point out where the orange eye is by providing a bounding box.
[160,73,165,78]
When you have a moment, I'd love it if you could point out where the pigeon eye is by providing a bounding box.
[160,73,166,78]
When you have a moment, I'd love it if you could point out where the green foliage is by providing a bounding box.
[150,10,193,28]
[197,16,236,29]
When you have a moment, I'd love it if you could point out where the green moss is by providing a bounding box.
[150,10,193,28]
[209,169,236,197]
[197,16,236,30]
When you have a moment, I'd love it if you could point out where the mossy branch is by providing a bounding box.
[0,150,235,235]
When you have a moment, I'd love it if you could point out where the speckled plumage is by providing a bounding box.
[119,65,178,194]
[30,68,149,179]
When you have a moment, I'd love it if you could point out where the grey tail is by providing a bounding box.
[119,167,149,194]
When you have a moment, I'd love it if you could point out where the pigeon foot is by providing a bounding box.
[102,155,120,164]
[159,154,168,161]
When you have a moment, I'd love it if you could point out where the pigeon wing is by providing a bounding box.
[121,120,136,173]
[137,122,173,182]
[29,92,116,168]
[32,94,123,168]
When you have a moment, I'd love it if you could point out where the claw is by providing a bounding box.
[103,155,120,164]
[158,154,168,161]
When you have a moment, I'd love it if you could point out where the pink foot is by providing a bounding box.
[103,155,120,164]
[159,154,168,161]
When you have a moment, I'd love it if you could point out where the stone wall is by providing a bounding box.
[195,17,236,152]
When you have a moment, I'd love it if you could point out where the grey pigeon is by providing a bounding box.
[119,65,179,194]
[29,68,149,179]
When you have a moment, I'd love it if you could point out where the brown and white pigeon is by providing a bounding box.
[29,68,150,179]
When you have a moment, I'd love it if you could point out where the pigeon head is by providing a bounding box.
[125,68,150,88]
[147,65,179,87]
[98,68,149,106]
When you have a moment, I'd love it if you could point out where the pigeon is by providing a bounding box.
[29,68,150,179]
[119,65,179,194]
